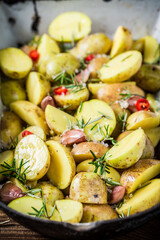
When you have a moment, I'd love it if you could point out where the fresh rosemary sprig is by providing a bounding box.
[65,116,73,130]
[119,86,133,100]
[118,112,128,132]
[9,136,18,150]
[79,102,83,113]
[80,58,87,70]
[24,188,42,198]
[76,117,91,129]
[98,111,113,120]
[119,210,125,218]
[88,150,110,176]
[52,71,74,85]
[28,198,46,218]
[118,206,132,218]
[0,158,30,184]
[29,35,41,49]
[103,177,120,186]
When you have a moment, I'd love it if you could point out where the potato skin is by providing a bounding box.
[70,172,107,204]
[88,56,109,79]
[132,65,160,93]
[81,204,118,222]
[71,141,109,163]
[120,159,160,194]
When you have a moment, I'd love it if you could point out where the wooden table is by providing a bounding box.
[0,210,160,240]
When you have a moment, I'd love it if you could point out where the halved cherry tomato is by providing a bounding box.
[53,86,68,95]
[135,98,150,111]
[22,130,33,138]
[29,50,39,61]
[84,54,94,63]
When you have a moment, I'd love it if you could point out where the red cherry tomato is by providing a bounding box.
[53,86,68,95]
[84,54,94,63]
[22,130,33,138]
[29,50,39,61]
[135,99,150,111]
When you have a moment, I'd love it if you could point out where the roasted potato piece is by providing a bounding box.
[116,179,160,216]
[26,72,51,105]
[76,159,121,183]
[10,178,27,192]
[143,36,159,64]
[56,199,83,223]
[81,204,118,222]
[1,81,26,107]
[88,83,108,96]
[49,207,62,222]
[126,110,160,130]
[70,33,111,58]
[70,172,107,204]
[110,26,133,58]
[88,56,109,79]
[99,50,142,83]
[120,159,160,194]
[18,126,46,142]
[71,141,109,163]
[105,129,146,169]
[132,65,160,93]
[46,140,76,189]
[45,53,80,80]
[0,150,14,182]
[39,182,64,206]
[0,111,23,148]
[0,48,32,79]
[14,134,50,181]
[131,39,144,52]
[45,105,76,134]
[48,12,91,42]
[10,100,49,134]
[145,127,160,147]
[53,88,89,110]
[147,94,160,119]
[76,99,116,141]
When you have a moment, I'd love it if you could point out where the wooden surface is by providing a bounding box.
[0,210,160,240]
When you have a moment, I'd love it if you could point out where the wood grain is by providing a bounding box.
[0,210,160,240]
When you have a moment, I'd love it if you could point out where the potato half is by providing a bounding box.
[105,129,146,169]
[99,50,142,83]
[46,140,76,189]
[120,159,160,194]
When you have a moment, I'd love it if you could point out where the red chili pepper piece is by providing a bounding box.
[135,98,150,111]
[29,50,39,61]
[22,130,33,138]
[84,54,94,63]
[53,86,68,95]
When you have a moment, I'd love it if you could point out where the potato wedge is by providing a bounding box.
[70,33,111,58]
[26,72,51,105]
[53,88,89,111]
[0,48,32,79]
[81,204,118,222]
[110,26,133,58]
[70,172,107,204]
[46,140,76,189]
[18,126,46,142]
[116,179,160,216]
[0,150,14,182]
[14,134,50,181]
[99,50,142,83]
[10,178,27,193]
[45,105,76,134]
[56,199,83,223]
[132,65,160,93]
[105,129,146,169]
[147,94,160,119]
[0,111,23,148]
[76,99,116,141]
[45,53,80,80]
[131,39,144,52]
[144,127,160,147]
[49,207,62,222]
[10,100,49,134]
[8,196,48,218]
[71,141,109,163]
[77,159,120,183]
[126,110,160,130]
[88,56,109,78]
[143,36,159,64]
[88,83,108,96]
[39,182,64,206]
[1,81,26,107]
[48,12,91,42]
[120,159,160,194]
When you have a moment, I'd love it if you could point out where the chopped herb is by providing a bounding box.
[100,125,118,146]
[49,204,56,218]
[28,198,47,218]
[52,71,74,86]
[119,86,133,100]
[79,102,83,113]
[65,116,73,130]
[80,58,87,70]
[118,112,128,132]
[121,54,132,62]
[76,117,91,129]
[119,210,125,218]
[9,136,18,150]
[24,188,42,198]
[59,104,73,111]
[127,206,132,216]
[98,111,112,120]
[103,177,120,186]
[0,158,30,184]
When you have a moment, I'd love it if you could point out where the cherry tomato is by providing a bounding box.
[135,98,150,111]
[29,50,39,61]
[84,54,94,63]
[22,130,33,138]
[53,86,68,95]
